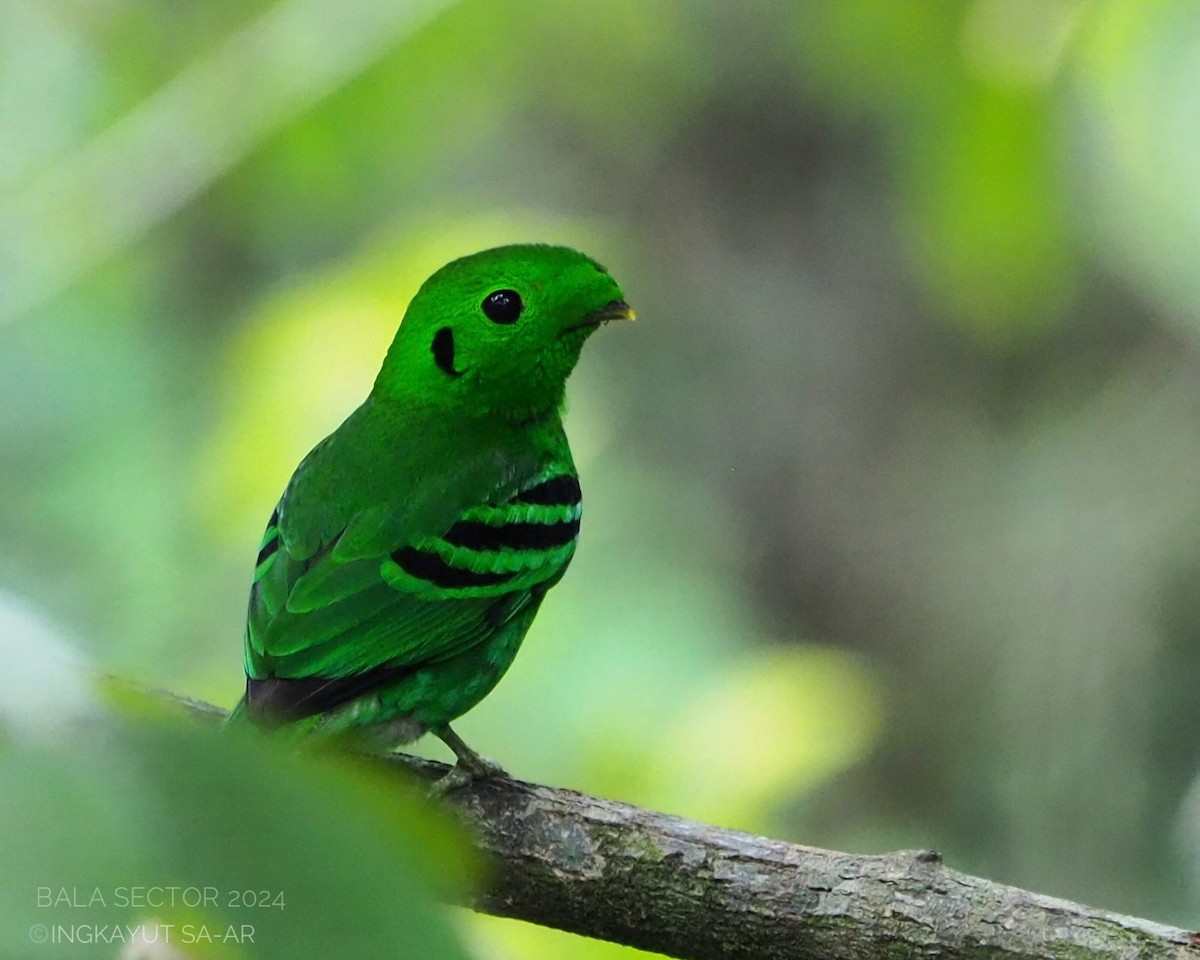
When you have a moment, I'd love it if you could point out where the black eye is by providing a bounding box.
[481,289,523,324]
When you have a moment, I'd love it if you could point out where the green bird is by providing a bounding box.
[234,244,632,791]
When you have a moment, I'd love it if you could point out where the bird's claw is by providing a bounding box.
[427,723,506,796]
[426,755,507,798]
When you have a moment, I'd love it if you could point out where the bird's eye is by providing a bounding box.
[481,289,523,324]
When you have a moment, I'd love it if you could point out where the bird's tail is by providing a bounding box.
[225,695,251,726]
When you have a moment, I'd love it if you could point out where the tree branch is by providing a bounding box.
[175,694,1200,960]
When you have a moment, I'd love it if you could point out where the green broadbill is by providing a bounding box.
[235,244,632,789]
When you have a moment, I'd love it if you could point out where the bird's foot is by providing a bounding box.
[427,724,507,796]
[457,750,507,779]
[425,761,493,797]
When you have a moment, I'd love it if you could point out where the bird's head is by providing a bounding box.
[374,244,632,421]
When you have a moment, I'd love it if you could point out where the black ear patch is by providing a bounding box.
[432,326,462,377]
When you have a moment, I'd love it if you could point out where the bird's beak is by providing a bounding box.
[589,300,636,323]
[563,300,636,335]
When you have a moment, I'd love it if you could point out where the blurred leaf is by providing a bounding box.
[465,909,659,960]
[792,0,1081,347]
[0,593,98,743]
[898,88,1077,346]
[0,702,474,960]
[650,645,881,830]
[1071,0,1200,333]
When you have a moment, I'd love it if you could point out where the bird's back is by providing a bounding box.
[239,401,581,733]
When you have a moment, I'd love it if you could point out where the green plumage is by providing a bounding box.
[235,244,631,787]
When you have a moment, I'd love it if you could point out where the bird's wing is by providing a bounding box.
[241,404,580,722]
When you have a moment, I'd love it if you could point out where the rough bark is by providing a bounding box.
[177,694,1200,959]
[385,753,1197,960]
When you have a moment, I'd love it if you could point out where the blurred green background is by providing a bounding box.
[4,0,1200,955]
